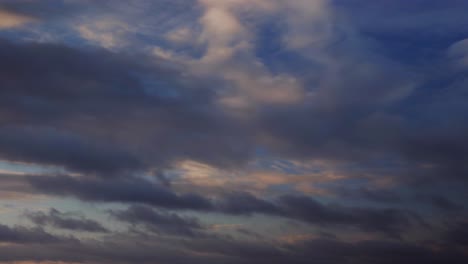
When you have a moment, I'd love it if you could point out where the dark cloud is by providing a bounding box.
[0,37,252,175]
[0,126,143,176]
[336,187,402,204]
[27,175,213,210]
[25,208,109,233]
[109,205,203,237]
[0,1,467,263]
[425,195,464,212]
[277,195,418,237]
[248,6,468,188]
[257,72,468,187]
[0,233,464,264]
[208,192,418,237]
[26,175,419,236]
[0,223,73,244]
[217,192,281,215]
[282,238,468,264]
[445,221,468,246]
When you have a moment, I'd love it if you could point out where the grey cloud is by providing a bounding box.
[277,195,418,237]
[256,81,468,186]
[0,223,75,244]
[109,205,203,237]
[27,175,213,210]
[217,192,281,215]
[336,187,402,204]
[0,1,467,263]
[0,233,464,264]
[25,208,109,233]
[412,194,465,212]
[27,176,419,237]
[445,221,468,246]
[0,37,252,175]
[0,126,143,176]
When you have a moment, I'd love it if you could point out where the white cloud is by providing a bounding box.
[76,18,130,49]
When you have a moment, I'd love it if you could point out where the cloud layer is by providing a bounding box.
[0,0,467,263]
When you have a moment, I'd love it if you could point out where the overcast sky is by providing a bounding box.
[0,0,468,263]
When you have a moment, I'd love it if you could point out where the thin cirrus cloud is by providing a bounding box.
[0,0,467,263]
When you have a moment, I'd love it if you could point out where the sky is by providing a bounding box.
[0,0,467,263]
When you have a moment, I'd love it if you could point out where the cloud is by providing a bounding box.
[27,174,419,237]
[0,1,467,263]
[0,9,35,29]
[27,175,213,210]
[219,192,420,237]
[25,208,108,233]
[217,192,281,215]
[336,187,402,204]
[0,37,253,174]
[192,0,307,108]
[431,196,464,212]
[278,195,418,237]
[0,224,73,244]
[75,18,130,49]
[109,205,203,237]
[0,235,464,264]
[0,173,37,200]
[448,38,468,68]
[0,127,143,176]
[445,221,468,247]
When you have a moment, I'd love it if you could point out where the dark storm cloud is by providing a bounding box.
[25,208,108,233]
[109,205,203,237]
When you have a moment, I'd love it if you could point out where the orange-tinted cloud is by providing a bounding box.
[0,9,35,29]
